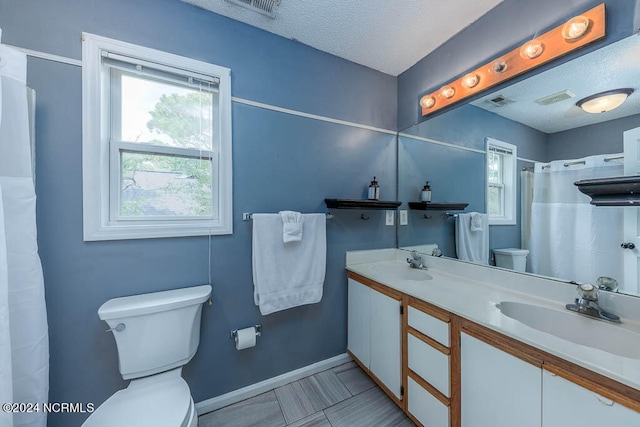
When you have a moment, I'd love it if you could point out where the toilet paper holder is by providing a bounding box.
[230,324,262,340]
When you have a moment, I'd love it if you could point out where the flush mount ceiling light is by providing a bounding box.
[576,88,634,114]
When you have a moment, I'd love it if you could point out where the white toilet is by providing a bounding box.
[82,285,212,427]
[493,248,529,272]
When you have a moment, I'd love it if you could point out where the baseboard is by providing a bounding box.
[195,353,351,415]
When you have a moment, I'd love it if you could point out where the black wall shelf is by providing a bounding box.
[408,202,469,211]
[324,199,402,210]
[575,176,640,206]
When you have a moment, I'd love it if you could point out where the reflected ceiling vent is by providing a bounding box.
[535,90,576,105]
[486,95,515,107]
[225,0,281,17]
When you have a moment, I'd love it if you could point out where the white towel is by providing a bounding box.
[252,213,326,315]
[279,210,304,243]
[455,212,489,264]
[470,213,483,232]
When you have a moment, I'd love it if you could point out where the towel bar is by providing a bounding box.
[243,212,333,221]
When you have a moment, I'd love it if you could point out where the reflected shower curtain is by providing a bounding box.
[529,155,624,285]
[0,36,49,427]
[520,170,534,252]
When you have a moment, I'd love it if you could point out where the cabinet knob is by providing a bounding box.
[621,242,635,250]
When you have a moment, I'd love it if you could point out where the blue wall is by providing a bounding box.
[547,113,640,160]
[398,105,546,258]
[0,0,397,425]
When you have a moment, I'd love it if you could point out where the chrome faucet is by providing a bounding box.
[407,251,428,270]
[565,283,620,322]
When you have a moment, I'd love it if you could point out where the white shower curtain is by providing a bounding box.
[0,34,49,427]
[520,170,534,272]
[529,154,624,285]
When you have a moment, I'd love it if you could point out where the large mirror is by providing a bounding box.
[397,34,640,296]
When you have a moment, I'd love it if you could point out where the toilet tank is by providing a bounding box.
[493,248,529,272]
[98,285,211,380]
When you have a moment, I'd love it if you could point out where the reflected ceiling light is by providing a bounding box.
[562,15,591,40]
[420,96,435,109]
[576,88,634,114]
[462,73,479,88]
[520,40,544,59]
[441,86,455,99]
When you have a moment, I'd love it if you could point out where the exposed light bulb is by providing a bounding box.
[520,40,543,59]
[420,96,435,109]
[562,16,590,40]
[462,73,479,88]
[441,86,455,99]
[490,61,508,74]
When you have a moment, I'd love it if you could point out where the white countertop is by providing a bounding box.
[346,248,640,392]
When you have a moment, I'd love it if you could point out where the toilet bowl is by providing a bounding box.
[493,248,529,272]
[82,285,211,427]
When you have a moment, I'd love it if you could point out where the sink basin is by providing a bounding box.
[368,261,433,282]
[497,301,640,359]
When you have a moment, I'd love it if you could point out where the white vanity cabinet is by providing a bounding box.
[461,332,542,427]
[346,264,640,427]
[405,301,453,427]
[542,369,640,426]
[347,276,402,401]
[347,277,370,367]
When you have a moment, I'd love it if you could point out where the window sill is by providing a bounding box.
[83,221,232,241]
[488,217,516,226]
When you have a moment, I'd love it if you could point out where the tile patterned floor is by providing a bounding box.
[198,361,415,427]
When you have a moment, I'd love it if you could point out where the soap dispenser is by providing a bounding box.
[420,181,432,202]
[368,177,380,200]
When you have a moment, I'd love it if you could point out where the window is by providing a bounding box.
[486,138,516,225]
[82,34,232,240]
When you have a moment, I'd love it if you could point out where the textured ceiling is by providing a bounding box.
[180,0,504,76]
[471,35,640,134]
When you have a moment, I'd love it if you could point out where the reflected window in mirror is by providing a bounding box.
[486,138,516,225]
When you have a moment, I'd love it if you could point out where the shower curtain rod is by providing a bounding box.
[538,155,624,170]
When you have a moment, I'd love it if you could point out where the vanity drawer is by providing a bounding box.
[408,305,450,347]
[408,333,450,396]
[408,377,449,427]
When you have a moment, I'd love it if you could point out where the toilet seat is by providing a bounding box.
[82,370,195,427]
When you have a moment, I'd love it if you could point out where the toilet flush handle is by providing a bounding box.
[106,323,126,333]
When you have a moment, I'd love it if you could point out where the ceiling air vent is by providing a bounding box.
[486,95,514,107]
[535,90,576,106]
[225,0,281,18]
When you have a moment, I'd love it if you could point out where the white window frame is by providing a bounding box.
[486,137,517,226]
[82,33,232,241]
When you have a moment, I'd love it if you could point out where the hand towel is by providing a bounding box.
[470,213,484,232]
[455,212,489,264]
[279,210,304,243]
[252,213,326,315]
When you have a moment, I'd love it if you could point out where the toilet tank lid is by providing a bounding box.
[493,248,529,256]
[98,285,211,320]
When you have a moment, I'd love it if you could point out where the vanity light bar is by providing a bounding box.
[419,3,606,117]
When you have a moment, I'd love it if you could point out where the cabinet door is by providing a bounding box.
[461,333,541,427]
[369,288,402,399]
[347,278,370,367]
[543,369,640,426]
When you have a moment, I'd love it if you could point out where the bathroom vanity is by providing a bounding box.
[345,249,640,427]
